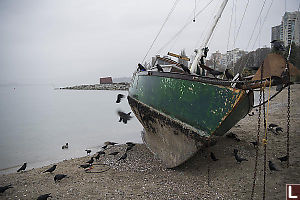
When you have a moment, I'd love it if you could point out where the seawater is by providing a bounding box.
[0,85,142,174]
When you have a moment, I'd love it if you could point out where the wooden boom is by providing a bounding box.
[167,52,190,61]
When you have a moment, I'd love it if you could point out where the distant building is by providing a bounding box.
[100,77,113,84]
[271,11,300,46]
[206,48,247,71]
[271,25,281,41]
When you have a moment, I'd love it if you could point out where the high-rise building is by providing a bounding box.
[271,11,300,46]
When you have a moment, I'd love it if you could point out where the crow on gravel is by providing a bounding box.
[0,184,13,193]
[210,152,218,161]
[54,174,67,182]
[118,153,127,162]
[234,153,248,163]
[17,163,27,172]
[86,157,94,165]
[37,193,52,200]
[268,161,280,171]
[43,165,57,173]
[250,141,258,148]
[85,149,92,155]
[277,155,288,162]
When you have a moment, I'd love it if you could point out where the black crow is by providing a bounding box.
[179,64,191,74]
[86,157,94,165]
[116,94,125,103]
[62,143,68,149]
[117,111,133,124]
[126,145,133,152]
[17,163,27,172]
[225,69,234,80]
[118,153,127,161]
[94,153,101,161]
[79,164,91,169]
[248,112,255,116]
[208,70,223,77]
[105,141,118,146]
[275,127,283,133]
[138,63,146,71]
[43,165,57,173]
[250,141,258,147]
[0,184,13,193]
[85,149,91,155]
[210,152,218,161]
[268,127,278,135]
[268,161,280,171]
[54,174,67,182]
[277,155,288,162]
[126,142,136,147]
[37,193,52,200]
[156,64,164,72]
[269,123,278,128]
[233,149,238,155]
[234,153,248,163]
[97,150,105,155]
[109,151,119,156]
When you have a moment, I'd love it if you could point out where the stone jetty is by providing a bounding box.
[59,82,130,91]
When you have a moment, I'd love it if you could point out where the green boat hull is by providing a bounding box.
[128,71,253,168]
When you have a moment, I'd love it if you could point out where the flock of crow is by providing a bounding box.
[0,91,289,198]
[209,118,288,172]
[0,93,134,199]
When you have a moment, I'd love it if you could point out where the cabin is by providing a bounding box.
[100,77,113,84]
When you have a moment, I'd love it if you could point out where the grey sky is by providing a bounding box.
[0,0,299,85]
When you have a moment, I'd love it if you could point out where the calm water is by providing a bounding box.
[0,85,142,174]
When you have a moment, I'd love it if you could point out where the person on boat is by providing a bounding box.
[138,63,146,71]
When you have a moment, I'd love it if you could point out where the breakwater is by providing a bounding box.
[59,83,130,91]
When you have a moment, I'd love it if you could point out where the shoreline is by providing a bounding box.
[58,83,130,91]
[0,84,299,199]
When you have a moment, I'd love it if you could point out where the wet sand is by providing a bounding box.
[0,84,299,200]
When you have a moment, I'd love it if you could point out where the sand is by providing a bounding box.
[0,84,299,200]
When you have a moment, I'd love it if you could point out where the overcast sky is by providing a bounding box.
[0,0,299,85]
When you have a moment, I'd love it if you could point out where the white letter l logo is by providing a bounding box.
[289,186,298,199]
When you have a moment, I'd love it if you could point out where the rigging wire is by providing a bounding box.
[251,0,274,50]
[238,0,274,74]
[245,0,268,51]
[193,0,196,22]
[226,0,234,50]
[157,0,215,54]
[233,0,249,48]
[193,7,216,50]
[141,0,181,64]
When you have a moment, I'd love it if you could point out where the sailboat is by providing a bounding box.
[127,0,296,168]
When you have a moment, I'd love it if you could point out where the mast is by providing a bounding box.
[190,0,229,73]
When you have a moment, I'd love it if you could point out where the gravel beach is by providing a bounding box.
[0,84,299,200]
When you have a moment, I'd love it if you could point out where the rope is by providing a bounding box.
[141,0,181,63]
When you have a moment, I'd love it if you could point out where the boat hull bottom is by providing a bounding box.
[128,96,215,168]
